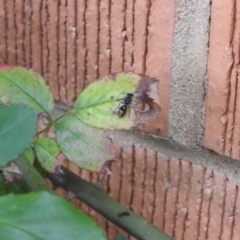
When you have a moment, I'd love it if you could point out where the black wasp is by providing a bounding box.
[118,93,134,117]
[118,211,130,217]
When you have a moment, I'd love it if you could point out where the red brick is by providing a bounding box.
[0,0,7,64]
[153,152,169,230]
[15,1,25,66]
[144,0,174,136]
[48,0,60,99]
[206,173,226,240]
[66,0,77,105]
[141,149,157,222]
[40,0,49,81]
[98,1,111,76]
[183,164,205,240]
[75,0,86,96]
[58,0,67,103]
[173,160,192,240]
[131,148,145,215]
[205,0,240,159]
[198,169,213,240]
[110,0,125,73]
[164,158,180,237]
[123,0,134,73]
[221,178,238,240]
[232,185,240,240]
[6,0,16,65]
[85,0,99,86]
[31,1,42,74]
[107,144,122,240]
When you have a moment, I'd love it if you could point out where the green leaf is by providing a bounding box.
[0,174,5,185]
[115,234,128,240]
[23,147,35,164]
[0,104,37,166]
[0,178,31,196]
[0,192,107,240]
[0,67,54,115]
[74,73,141,129]
[56,116,115,171]
[33,138,61,172]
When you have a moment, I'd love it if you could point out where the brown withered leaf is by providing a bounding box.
[131,75,161,127]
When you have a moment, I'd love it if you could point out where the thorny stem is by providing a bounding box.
[14,155,54,193]
[36,111,71,136]
[12,156,172,239]
[35,122,54,136]
[47,166,173,240]
[54,111,71,122]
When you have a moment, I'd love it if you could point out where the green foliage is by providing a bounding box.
[0,176,31,196]
[33,138,60,172]
[0,68,148,172]
[23,147,35,164]
[56,116,115,171]
[74,73,140,129]
[0,174,5,185]
[0,104,37,166]
[0,192,107,240]
[0,67,54,115]
[0,67,159,172]
[0,67,162,239]
[0,67,137,238]
[115,234,128,240]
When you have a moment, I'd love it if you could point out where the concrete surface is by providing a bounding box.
[54,102,240,184]
[169,0,211,147]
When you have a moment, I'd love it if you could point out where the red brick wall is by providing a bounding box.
[204,0,240,160]
[1,0,240,240]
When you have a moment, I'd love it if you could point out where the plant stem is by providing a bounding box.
[14,155,54,193]
[54,111,71,122]
[35,122,53,136]
[36,111,71,136]
[47,166,173,240]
